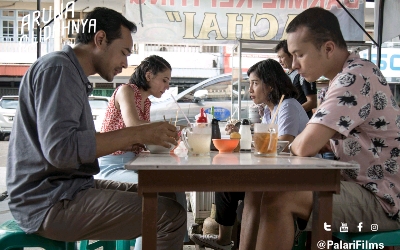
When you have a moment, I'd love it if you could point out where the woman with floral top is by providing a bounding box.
[96,55,172,181]
[95,55,187,249]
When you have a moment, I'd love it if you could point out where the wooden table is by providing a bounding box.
[125,151,359,250]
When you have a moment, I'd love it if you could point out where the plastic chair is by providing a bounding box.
[80,239,136,250]
[292,231,307,250]
[0,219,76,250]
[334,230,400,249]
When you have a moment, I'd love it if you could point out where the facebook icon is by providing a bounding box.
[357,222,363,232]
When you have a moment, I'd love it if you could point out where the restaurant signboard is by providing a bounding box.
[125,0,365,44]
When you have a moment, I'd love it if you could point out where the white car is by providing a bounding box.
[0,95,19,140]
[150,73,251,126]
[88,96,109,132]
[0,95,108,140]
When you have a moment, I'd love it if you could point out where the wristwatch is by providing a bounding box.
[288,143,296,156]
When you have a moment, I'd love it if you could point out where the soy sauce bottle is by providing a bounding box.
[210,118,221,151]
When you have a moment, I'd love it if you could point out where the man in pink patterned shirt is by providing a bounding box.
[240,7,400,249]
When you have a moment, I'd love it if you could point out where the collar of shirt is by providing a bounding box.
[61,45,92,96]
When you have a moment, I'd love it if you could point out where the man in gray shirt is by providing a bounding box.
[6,7,186,249]
[275,40,317,118]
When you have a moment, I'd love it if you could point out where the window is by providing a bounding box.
[0,97,19,109]
[2,20,14,41]
[3,10,14,17]
[201,46,219,53]
[144,44,201,53]
[178,80,232,103]
[89,99,109,109]
[0,10,49,43]
[1,10,15,42]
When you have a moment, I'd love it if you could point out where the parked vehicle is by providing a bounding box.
[0,95,108,140]
[150,73,252,126]
[88,96,109,132]
[0,95,18,140]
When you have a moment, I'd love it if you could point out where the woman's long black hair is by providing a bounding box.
[129,55,172,91]
[247,59,298,105]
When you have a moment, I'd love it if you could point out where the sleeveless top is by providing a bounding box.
[101,84,151,155]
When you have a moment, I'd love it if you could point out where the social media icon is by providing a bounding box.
[357,222,363,232]
[340,222,348,232]
[371,224,378,231]
[323,222,331,231]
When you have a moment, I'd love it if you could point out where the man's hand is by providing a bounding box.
[141,122,179,148]
[123,143,145,152]
[95,122,179,158]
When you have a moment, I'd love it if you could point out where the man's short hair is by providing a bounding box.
[286,7,347,50]
[274,40,290,56]
[76,7,137,45]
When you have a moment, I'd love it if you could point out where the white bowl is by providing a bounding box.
[277,141,290,154]
[146,144,174,154]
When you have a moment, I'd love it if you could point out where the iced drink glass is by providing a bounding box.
[181,123,212,156]
[253,123,278,156]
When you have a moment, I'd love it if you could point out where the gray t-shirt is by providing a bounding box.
[262,98,309,137]
[7,45,98,233]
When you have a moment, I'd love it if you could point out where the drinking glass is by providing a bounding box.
[253,123,278,156]
[181,123,212,156]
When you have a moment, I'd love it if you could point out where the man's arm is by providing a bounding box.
[95,122,178,158]
[290,123,336,157]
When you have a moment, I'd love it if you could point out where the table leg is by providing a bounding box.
[311,192,334,250]
[142,192,157,250]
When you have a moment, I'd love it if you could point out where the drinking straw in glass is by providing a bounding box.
[174,110,178,126]
[266,95,285,151]
[171,94,191,126]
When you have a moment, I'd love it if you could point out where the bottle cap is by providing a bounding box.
[197,108,208,123]
[242,119,250,125]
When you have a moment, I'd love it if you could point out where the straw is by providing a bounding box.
[271,95,285,125]
[171,94,191,126]
[174,110,178,126]
[266,95,285,151]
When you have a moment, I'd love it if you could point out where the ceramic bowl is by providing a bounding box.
[212,139,240,153]
[146,144,174,154]
[277,141,290,154]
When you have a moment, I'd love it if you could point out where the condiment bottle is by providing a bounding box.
[239,119,252,151]
[197,108,207,123]
[210,118,221,151]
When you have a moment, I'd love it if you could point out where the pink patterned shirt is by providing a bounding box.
[101,84,151,155]
[310,53,400,221]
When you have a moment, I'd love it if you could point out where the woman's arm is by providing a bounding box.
[115,85,149,126]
